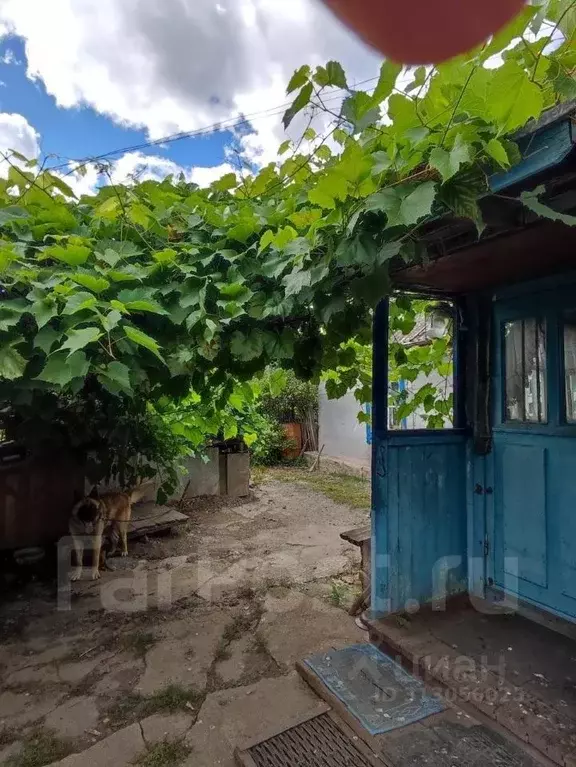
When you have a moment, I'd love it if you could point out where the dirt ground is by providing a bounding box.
[0,471,369,767]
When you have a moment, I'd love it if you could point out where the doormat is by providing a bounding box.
[302,644,445,736]
[235,712,384,767]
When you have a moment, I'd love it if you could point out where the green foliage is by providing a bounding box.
[0,7,574,482]
[249,415,290,467]
[324,298,454,429]
[259,368,318,423]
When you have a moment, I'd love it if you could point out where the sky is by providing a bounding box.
[0,0,382,194]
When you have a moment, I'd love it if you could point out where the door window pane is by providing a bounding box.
[504,318,547,423]
[388,298,454,430]
[564,311,576,422]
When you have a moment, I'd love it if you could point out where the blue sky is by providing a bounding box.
[0,0,378,191]
[0,35,236,178]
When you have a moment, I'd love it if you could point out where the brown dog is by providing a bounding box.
[69,485,148,581]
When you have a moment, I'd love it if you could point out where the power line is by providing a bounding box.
[46,74,382,174]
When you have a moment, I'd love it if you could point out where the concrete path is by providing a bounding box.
[0,477,368,766]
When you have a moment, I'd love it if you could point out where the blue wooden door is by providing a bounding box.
[371,299,468,617]
[489,283,576,622]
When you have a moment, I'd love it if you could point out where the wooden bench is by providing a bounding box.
[340,524,371,615]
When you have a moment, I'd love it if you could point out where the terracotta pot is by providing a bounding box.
[282,422,302,459]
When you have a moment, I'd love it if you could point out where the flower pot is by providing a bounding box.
[282,422,302,459]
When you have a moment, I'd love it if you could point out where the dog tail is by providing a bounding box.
[129,481,155,504]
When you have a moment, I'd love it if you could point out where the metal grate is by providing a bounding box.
[247,713,380,767]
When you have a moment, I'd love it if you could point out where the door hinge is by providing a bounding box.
[483,537,490,557]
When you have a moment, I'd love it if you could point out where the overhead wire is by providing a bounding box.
[45,74,384,174]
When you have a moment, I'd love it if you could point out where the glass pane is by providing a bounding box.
[504,318,546,423]
[564,311,576,423]
[388,298,454,430]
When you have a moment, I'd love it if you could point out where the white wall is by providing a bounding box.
[318,383,371,465]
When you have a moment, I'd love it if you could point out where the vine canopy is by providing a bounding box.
[0,1,574,428]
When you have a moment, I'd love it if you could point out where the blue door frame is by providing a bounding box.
[488,276,576,622]
[371,299,469,617]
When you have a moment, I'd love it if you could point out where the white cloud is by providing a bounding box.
[189,161,236,186]
[0,112,39,176]
[108,150,236,187]
[56,162,102,197]
[1,48,21,65]
[0,0,380,166]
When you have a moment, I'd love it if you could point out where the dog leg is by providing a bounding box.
[91,520,105,580]
[70,535,84,581]
[118,519,129,557]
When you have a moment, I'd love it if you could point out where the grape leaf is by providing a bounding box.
[60,326,102,355]
[283,82,313,129]
[283,268,312,297]
[124,326,165,361]
[286,65,311,94]
[31,299,57,329]
[36,351,89,386]
[429,135,471,182]
[71,273,110,294]
[98,361,132,394]
[485,138,510,168]
[487,61,544,133]
[34,326,60,355]
[365,181,437,227]
[62,292,97,315]
[230,330,264,361]
[43,243,91,266]
[0,345,26,380]
[520,186,576,226]
[373,60,402,104]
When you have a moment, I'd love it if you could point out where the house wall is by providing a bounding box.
[318,383,371,465]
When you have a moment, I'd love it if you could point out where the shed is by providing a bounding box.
[370,100,576,624]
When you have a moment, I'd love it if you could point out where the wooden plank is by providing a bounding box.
[128,503,187,539]
[340,524,371,546]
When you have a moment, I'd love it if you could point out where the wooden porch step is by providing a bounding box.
[295,644,551,767]
[364,607,576,767]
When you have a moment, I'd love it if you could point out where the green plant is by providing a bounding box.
[107,685,203,725]
[0,5,574,476]
[268,467,371,509]
[120,630,156,658]
[133,740,190,767]
[249,414,290,466]
[259,368,318,424]
[324,297,454,428]
[5,729,72,767]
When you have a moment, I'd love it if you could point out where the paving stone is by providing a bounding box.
[0,690,64,731]
[183,673,327,767]
[26,642,79,666]
[92,657,143,697]
[44,696,100,739]
[140,712,194,743]
[258,590,365,669]
[0,739,22,763]
[46,722,144,767]
[137,610,230,695]
[6,663,61,686]
[215,635,253,685]
[57,657,102,684]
